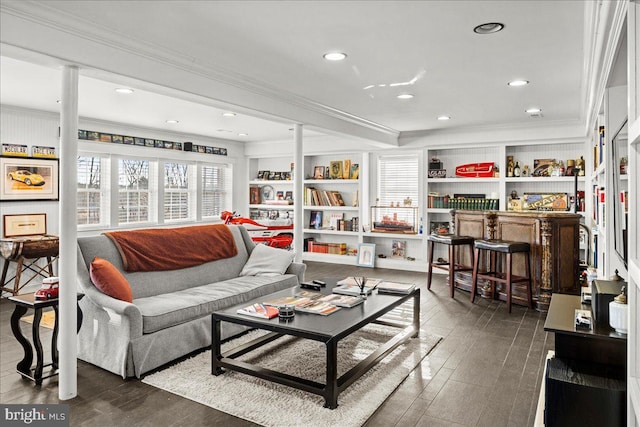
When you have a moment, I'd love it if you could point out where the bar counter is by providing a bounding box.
[451,210,582,312]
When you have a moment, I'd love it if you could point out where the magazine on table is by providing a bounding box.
[294,300,341,316]
[237,303,279,319]
[337,276,383,287]
[262,296,311,308]
[377,281,416,295]
[317,293,364,307]
[332,284,375,296]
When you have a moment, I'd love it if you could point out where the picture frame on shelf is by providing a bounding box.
[314,166,325,179]
[99,133,112,143]
[343,159,351,179]
[0,156,59,201]
[357,243,376,268]
[309,210,323,229]
[123,136,135,145]
[112,135,123,144]
[261,185,275,201]
[329,161,343,179]
[249,187,261,205]
[391,240,406,258]
[3,213,47,238]
[285,191,293,201]
[350,163,359,179]
[429,221,450,235]
[87,131,100,141]
[257,170,268,180]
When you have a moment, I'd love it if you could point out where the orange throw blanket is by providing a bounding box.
[105,224,238,272]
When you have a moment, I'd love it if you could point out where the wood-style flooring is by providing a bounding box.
[0,261,552,426]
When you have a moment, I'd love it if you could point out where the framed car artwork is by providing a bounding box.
[0,156,59,201]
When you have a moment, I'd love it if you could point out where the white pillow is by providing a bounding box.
[239,244,295,277]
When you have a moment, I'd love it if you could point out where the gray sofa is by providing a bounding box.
[76,225,305,378]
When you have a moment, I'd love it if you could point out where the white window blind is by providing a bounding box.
[77,155,110,227]
[118,158,155,224]
[377,155,419,207]
[202,164,231,218]
[164,162,195,221]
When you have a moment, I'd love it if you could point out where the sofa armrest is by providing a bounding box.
[285,261,306,283]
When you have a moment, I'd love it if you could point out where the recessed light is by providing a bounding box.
[397,94,414,99]
[165,120,179,124]
[216,129,232,133]
[323,52,347,61]
[508,79,529,87]
[437,115,451,121]
[222,112,236,117]
[115,88,134,94]
[473,22,504,34]
[525,108,542,113]
[56,100,62,104]
[238,133,249,137]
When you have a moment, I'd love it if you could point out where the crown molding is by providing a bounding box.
[0,1,399,145]
[582,0,629,134]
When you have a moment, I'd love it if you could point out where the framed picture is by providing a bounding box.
[329,161,343,179]
[285,191,293,201]
[87,131,100,141]
[391,240,406,258]
[261,185,275,201]
[144,138,155,147]
[99,133,112,143]
[78,129,88,140]
[3,213,47,238]
[0,156,59,201]
[357,243,376,268]
[112,135,124,144]
[309,210,323,229]
[313,166,325,179]
[220,148,228,156]
[249,187,261,204]
[123,136,135,145]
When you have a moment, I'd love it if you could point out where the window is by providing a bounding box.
[77,156,109,226]
[164,162,195,221]
[118,159,155,224]
[202,164,231,218]
[377,155,419,207]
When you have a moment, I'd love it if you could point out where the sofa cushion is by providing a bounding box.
[239,244,295,277]
[134,275,298,334]
[90,257,133,302]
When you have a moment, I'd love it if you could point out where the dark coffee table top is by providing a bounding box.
[213,278,418,341]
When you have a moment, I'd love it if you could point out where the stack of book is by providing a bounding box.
[237,303,279,319]
[307,241,347,254]
[304,187,346,206]
[377,281,416,295]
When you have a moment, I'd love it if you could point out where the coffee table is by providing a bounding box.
[211,278,420,409]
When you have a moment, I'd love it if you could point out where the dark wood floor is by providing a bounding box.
[0,261,552,426]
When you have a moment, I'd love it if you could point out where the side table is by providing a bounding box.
[8,293,83,385]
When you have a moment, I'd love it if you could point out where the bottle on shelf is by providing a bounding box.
[418,217,423,235]
[513,162,521,177]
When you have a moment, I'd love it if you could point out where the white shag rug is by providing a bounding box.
[143,324,441,427]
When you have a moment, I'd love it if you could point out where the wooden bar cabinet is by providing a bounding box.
[451,210,581,312]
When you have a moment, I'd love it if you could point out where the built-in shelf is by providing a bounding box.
[303,206,359,211]
[303,179,359,185]
[249,180,293,185]
[504,176,586,183]
[249,204,294,210]
[427,177,500,183]
[303,228,359,236]
[362,232,424,240]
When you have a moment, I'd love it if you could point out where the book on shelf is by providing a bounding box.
[237,303,279,319]
[307,241,347,254]
[377,281,416,295]
[337,277,383,287]
[295,300,341,315]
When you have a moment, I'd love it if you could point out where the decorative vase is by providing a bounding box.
[609,301,628,334]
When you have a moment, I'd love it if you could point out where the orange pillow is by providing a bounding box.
[89,257,133,303]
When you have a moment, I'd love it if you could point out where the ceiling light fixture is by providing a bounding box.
[525,108,542,113]
[222,112,236,117]
[323,52,347,61]
[437,115,451,121]
[165,120,179,124]
[508,79,529,87]
[397,94,414,99]
[473,22,504,34]
[238,133,249,137]
[115,88,134,94]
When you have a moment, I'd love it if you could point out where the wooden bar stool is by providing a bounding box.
[427,234,475,297]
[471,239,532,313]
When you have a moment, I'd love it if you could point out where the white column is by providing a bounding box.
[293,124,303,262]
[59,65,78,400]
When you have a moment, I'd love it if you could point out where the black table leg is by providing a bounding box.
[324,338,338,409]
[412,289,421,338]
[10,304,32,377]
[32,308,44,385]
[52,306,59,369]
[212,317,223,375]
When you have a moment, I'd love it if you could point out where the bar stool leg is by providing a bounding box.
[427,240,434,290]
[471,247,480,303]
[448,244,455,298]
[525,252,533,309]
[506,253,513,314]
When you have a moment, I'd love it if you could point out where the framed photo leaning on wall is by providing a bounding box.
[0,156,59,201]
[357,243,376,268]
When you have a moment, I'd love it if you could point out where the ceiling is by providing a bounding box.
[0,1,587,144]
